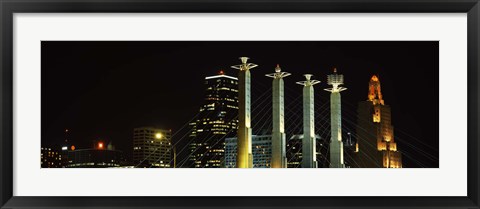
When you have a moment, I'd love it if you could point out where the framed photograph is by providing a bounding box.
[1,0,479,208]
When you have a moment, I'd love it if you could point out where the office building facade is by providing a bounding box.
[133,127,172,168]
[225,135,272,168]
[41,147,63,168]
[189,72,239,168]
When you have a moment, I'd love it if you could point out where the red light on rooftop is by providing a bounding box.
[219,70,224,75]
[98,142,104,149]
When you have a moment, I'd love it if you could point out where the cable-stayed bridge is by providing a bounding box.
[138,57,438,168]
[140,67,438,169]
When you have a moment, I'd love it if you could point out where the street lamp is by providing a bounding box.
[155,132,176,168]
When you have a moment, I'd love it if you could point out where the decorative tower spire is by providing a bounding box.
[231,57,258,168]
[296,74,320,168]
[368,75,384,105]
[354,75,402,168]
[324,67,347,168]
[266,64,291,168]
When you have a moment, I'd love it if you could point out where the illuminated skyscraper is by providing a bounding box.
[353,75,402,168]
[265,64,290,168]
[324,68,346,168]
[231,57,258,168]
[133,127,172,168]
[296,74,320,168]
[189,71,239,168]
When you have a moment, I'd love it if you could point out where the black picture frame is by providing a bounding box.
[1,0,479,208]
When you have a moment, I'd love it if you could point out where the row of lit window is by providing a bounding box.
[42,162,61,166]
[211,120,225,124]
[212,124,230,128]
[209,149,224,153]
[68,162,119,167]
[224,98,237,102]
[213,131,227,135]
[205,97,221,101]
[135,129,171,134]
[226,105,239,109]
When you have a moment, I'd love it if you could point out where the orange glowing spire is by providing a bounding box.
[333,67,337,73]
[368,75,384,105]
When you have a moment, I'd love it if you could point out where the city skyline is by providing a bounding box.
[42,41,439,168]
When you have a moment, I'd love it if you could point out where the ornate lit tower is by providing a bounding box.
[231,57,258,168]
[296,74,320,168]
[324,68,346,168]
[354,75,402,168]
[266,64,291,168]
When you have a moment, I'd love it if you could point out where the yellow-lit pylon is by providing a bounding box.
[324,68,347,168]
[296,74,320,168]
[266,64,291,168]
[231,57,258,168]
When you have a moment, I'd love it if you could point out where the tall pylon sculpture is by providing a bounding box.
[296,74,320,168]
[266,64,291,168]
[325,68,347,168]
[231,57,258,168]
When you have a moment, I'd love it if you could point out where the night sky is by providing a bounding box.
[42,41,439,168]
